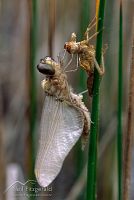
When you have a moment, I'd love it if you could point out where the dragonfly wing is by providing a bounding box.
[35,95,84,187]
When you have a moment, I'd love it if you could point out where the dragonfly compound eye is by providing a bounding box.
[37,62,55,76]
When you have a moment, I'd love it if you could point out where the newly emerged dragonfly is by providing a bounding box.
[64,17,105,96]
[35,56,90,187]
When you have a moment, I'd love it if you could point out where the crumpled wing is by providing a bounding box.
[35,95,84,187]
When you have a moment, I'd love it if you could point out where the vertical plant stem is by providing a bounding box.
[48,0,56,57]
[26,0,37,200]
[29,0,37,179]
[86,0,106,199]
[79,0,90,92]
[26,1,37,199]
[123,37,134,200]
[117,2,123,200]
[72,2,90,199]
[80,0,90,36]
[75,2,90,199]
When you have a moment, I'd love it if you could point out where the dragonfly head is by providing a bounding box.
[37,56,56,76]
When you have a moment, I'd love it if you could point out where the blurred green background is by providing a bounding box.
[0,0,133,200]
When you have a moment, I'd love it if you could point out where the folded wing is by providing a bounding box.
[35,95,84,187]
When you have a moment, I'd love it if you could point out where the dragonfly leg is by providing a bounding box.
[65,54,79,73]
[93,55,105,76]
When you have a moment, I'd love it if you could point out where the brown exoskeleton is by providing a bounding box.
[64,18,105,96]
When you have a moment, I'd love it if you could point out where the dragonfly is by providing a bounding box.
[64,17,105,96]
[35,56,90,187]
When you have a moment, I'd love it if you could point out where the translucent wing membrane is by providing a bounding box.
[35,95,84,187]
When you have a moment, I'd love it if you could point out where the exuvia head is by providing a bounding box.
[64,33,79,54]
[64,42,72,54]
[37,56,56,76]
[64,42,79,54]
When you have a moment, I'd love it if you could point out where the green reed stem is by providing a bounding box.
[29,0,37,178]
[76,2,90,199]
[86,0,106,199]
[75,2,90,199]
[28,1,37,199]
[117,1,123,200]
